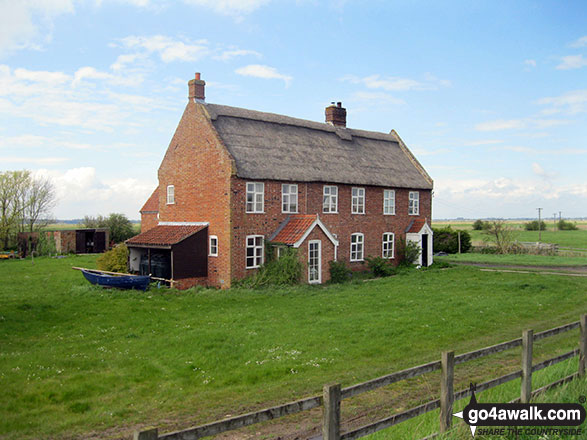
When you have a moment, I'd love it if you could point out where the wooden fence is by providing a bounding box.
[134,315,587,440]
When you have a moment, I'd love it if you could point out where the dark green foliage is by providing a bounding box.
[558,219,578,231]
[96,244,129,273]
[524,220,547,231]
[238,247,303,288]
[432,226,472,254]
[328,260,352,283]
[82,213,135,243]
[36,232,56,256]
[472,219,487,230]
[398,239,421,267]
[364,256,396,277]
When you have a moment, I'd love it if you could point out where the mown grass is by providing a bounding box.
[435,253,587,267]
[1,256,586,439]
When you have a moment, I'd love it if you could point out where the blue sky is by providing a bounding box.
[0,0,585,220]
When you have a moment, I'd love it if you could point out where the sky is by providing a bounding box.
[0,0,586,220]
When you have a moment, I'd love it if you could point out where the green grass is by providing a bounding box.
[435,253,587,267]
[1,256,587,439]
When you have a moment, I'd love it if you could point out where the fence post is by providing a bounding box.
[440,351,454,433]
[133,428,158,440]
[323,383,341,440]
[580,315,587,377]
[521,329,533,403]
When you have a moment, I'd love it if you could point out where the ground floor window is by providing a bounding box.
[246,235,264,268]
[382,232,394,258]
[308,240,321,283]
[350,233,364,261]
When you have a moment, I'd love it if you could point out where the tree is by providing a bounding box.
[81,215,107,229]
[0,171,31,249]
[433,227,472,253]
[472,219,487,231]
[524,220,547,231]
[105,213,135,243]
[23,176,56,232]
[483,220,516,254]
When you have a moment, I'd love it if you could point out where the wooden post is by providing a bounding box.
[133,427,158,440]
[458,231,461,254]
[521,329,533,403]
[323,383,341,440]
[440,351,454,433]
[580,315,587,377]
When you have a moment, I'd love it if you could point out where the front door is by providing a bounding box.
[421,234,428,267]
[308,240,321,284]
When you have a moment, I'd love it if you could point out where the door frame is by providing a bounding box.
[308,240,322,284]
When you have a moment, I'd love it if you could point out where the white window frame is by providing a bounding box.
[409,191,420,216]
[308,240,321,284]
[209,235,218,257]
[323,185,338,213]
[350,233,364,262]
[382,232,395,259]
[351,187,365,214]
[166,185,175,205]
[383,189,395,215]
[281,184,298,213]
[246,182,264,213]
[246,235,264,269]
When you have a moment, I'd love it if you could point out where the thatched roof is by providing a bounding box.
[204,103,432,190]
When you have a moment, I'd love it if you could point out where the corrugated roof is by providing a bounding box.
[140,187,159,213]
[205,103,433,190]
[271,214,317,245]
[126,224,205,247]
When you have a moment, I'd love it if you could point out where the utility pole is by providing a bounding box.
[537,208,543,242]
[553,213,557,231]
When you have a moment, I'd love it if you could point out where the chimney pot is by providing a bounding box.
[325,102,347,128]
[188,72,205,101]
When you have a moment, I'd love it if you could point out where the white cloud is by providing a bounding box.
[475,119,526,131]
[537,89,587,115]
[235,64,292,86]
[0,156,68,165]
[532,162,557,179]
[182,0,272,16]
[524,59,536,68]
[556,55,587,70]
[466,139,504,146]
[0,0,74,55]
[351,91,405,105]
[569,36,587,48]
[73,66,114,86]
[119,35,210,63]
[341,73,451,91]
[214,49,262,61]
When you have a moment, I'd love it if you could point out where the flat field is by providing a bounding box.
[1,256,586,439]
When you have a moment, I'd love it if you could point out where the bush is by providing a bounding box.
[558,220,578,231]
[432,227,472,254]
[398,239,421,267]
[472,219,487,231]
[365,256,396,277]
[524,220,547,231]
[238,247,303,288]
[96,244,129,273]
[329,260,352,283]
[36,232,57,256]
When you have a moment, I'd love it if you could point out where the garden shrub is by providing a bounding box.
[365,256,396,277]
[36,232,56,256]
[329,260,352,283]
[432,226,472,254]
[96,244,129,273]
[238,247,303,288]
[472,219,487,231]
[397,239,421,267]
[524,220,547,231]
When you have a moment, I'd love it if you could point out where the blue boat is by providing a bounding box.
[80,269,150,291]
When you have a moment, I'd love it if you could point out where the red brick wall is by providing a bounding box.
[296,226,335,283]
[230,178,432,281]
[157,101,234,288]
[140,213,158,233]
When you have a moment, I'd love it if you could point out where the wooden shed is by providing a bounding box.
[18,228,109,257]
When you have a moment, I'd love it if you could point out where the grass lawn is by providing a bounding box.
[435,253,587,267]
[1,255,586,439]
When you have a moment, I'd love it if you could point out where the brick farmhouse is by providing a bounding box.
[126,73,434,289]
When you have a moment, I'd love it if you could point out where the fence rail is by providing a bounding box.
[134,315,587,440]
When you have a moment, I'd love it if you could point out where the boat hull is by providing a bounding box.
[81,269,150,291]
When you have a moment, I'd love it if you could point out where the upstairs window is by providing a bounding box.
[282,184,298,213]
[383,189,395,215]
[246,235,264,268]
[166,185,175,205]
[382,233,395,259]
[352,187,365,214]
[246,182,264,213]
[209,236,218,257]
[323,185,338,213]
[350,233,364,262]
[409,191,420,215]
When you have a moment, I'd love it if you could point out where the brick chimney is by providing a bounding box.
[325,102,346,127]
[188,72,205,102]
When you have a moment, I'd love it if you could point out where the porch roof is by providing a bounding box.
[270,214,339,248]
[405,218,427,234]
